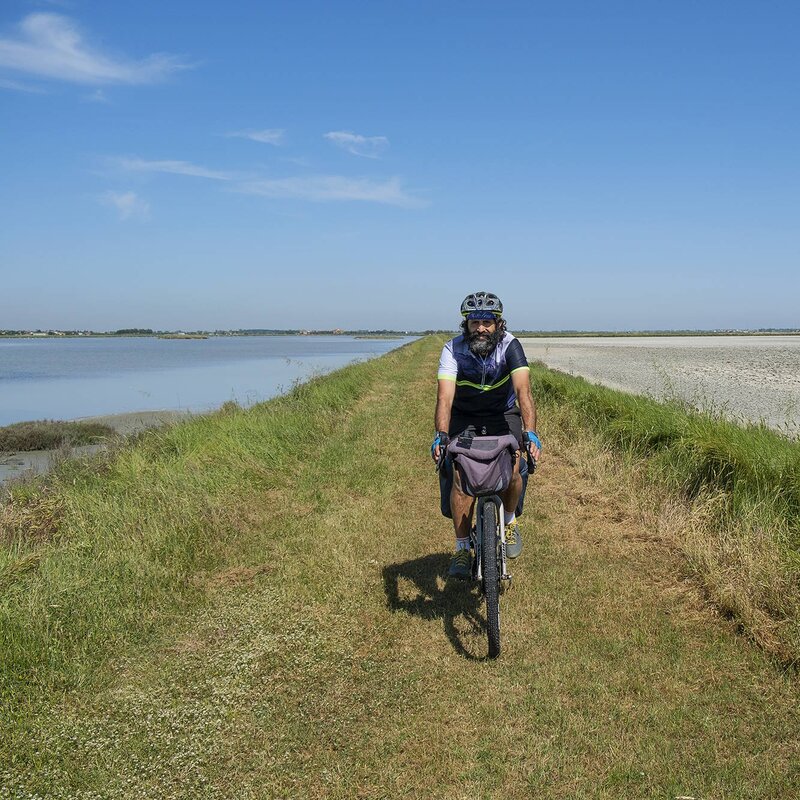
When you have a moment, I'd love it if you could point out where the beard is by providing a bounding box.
[467,326,503,357]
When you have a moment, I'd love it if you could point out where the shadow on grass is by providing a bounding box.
[382,552,490,661]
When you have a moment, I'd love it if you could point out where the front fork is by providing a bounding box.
[471,496,512,585]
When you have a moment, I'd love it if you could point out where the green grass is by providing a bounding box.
[1,337,798,798]
[0,420,116,452]
[0,347,391,705]
[531,364,800,516]
[531,362,800,662]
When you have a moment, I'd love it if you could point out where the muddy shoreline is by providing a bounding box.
[520,334,800,436]
[0,409,191,487]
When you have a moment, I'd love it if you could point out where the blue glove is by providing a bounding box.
[431,431,450,461]
[524,430,542,451]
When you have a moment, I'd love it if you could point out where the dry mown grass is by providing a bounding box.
[533,365,800,666]
[549,409,800,663]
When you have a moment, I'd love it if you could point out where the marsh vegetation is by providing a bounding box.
[0,420,115,453]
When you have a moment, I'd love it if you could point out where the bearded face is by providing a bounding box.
[466,320,504,356]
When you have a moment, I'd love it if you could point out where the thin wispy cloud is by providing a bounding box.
[324,130,389,159]
[83,88,109,103]
[0,13,191,85]
[236,175,423,207]
[108,156,423,207]
[227,128,285,145]
[116,157,233,181]
[101,191,150,220]
[0,76,46,93]
[280,155,311,168]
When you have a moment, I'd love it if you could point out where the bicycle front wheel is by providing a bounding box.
[481,500,501,658]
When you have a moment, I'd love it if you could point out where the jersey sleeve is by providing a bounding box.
[437,339,458,381]
[506,338,529,374]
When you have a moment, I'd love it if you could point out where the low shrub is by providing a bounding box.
[0,420,115,453]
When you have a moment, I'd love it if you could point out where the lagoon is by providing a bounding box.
[0,335,414,427]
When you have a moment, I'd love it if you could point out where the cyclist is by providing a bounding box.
[432,291,541,579]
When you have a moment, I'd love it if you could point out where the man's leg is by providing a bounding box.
[448,466,475,579]
[500,453,524,558]
[500,452,522,515]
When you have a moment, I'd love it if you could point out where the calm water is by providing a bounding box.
[0,336,413,426]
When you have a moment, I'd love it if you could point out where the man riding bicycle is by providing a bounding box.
[431,291,541,579]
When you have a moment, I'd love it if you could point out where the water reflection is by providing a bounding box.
[0,336,413,426]
[0,336,414,485]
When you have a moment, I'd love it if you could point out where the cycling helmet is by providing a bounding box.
[460,291,503,318]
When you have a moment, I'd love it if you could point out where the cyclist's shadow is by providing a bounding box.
[382,553,489,660]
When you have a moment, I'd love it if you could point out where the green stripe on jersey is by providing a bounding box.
[455,372,512,392]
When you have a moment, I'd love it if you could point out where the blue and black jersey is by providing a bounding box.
[438,332,529,420]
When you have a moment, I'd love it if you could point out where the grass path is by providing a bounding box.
[2,338,799,799]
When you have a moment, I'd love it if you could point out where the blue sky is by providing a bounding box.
[1,0,798,331]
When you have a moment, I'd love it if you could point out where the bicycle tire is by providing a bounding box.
[481,500,501,658]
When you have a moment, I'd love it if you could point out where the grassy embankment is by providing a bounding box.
[1,336,798,798]
[531,363,800,663]
[0,420,115,453]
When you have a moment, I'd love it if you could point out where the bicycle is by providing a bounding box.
[438,430,535,658]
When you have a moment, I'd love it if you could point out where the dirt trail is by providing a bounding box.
[4,340,799,799]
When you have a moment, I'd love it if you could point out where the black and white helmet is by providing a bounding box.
[460,291,503,318]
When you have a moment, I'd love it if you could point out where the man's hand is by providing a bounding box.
[431,431,450,463]
[524,430,542,464]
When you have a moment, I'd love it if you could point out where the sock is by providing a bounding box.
[455,537,470,551]
[504,511,516,526]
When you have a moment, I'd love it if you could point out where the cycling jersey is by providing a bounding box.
[437,332,529,419]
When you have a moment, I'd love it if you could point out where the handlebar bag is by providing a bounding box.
[447,433,519,497]
[439,444,529,518]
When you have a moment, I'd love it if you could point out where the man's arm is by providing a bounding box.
[435,377,456,434]
[512,368,540,462]
[432,340,458,461]
[511,369,537,432]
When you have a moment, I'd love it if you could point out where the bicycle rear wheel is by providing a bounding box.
[481,500,501,658]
